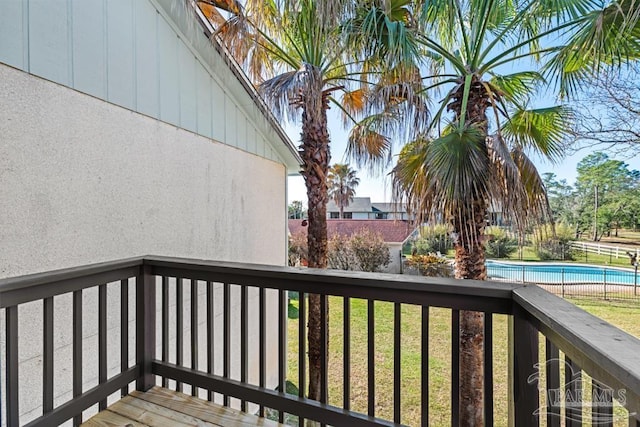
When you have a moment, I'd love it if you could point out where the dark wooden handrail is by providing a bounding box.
[514,285,640,416]
[2,256,640,427]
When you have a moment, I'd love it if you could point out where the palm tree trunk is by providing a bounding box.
[300,83,330,403]
[448,77,491,425]
[453,199,488,426]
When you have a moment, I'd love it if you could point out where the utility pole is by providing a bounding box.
[592,184,599,241]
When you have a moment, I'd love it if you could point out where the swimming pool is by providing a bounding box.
[486,260,639,286]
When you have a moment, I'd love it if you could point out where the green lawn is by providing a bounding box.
[286,297,640,426]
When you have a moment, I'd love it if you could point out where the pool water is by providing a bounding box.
[486,261,639,285]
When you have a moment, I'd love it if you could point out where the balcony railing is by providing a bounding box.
[2,256,640,426]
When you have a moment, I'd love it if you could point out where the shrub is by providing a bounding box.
[412,224,453,255]
[484,226,519,259]
[288,231,307,266]
[328,234,354,270]
[532,223,575,261]
[405,254,454,278]
[349,229,391,272]
[291,228,391,272]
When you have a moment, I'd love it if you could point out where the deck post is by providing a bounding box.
[508,305,539,427]
[136,263,156,391]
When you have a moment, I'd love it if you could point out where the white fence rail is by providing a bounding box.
[570,241,640,261]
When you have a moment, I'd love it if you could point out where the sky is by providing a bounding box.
[285,111,640,206]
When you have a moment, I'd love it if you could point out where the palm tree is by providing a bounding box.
[327,164,360,218]
[196,0,418,405]
[384,0,640,423]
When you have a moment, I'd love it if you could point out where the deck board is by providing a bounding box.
[80,409,150,427]
[81,387,284,427]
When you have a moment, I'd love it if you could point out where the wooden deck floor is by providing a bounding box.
[81,386,284,427]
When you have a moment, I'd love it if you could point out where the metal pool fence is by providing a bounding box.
[487,262,640,301]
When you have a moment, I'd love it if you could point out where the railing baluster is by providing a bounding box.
[98,284,107,410]
[320,294,328,427]
[191,279,199,397]
[545,339,560,427]
[592,379,613,427]
[368,299,375,417]
[279,289,288,423]
[162,277,169,388]
[565,357,581,427]
[176,277,183,392]
[484,312,493,426]
[510,308,539,427]
[73,290,83,426]
[421,306,429,427]
[260,287,267,417]
[120,279,129,397]
[206,281,214,402]
[343,296,351,411]
[321,294,329,399]
[223,282,230,407]
[394,302,401,424]
[6,306,19,427]
[451,309,460,427]
[136,265,156,392]
[43,297,54,414]
[240,285,248,411]
[298,291,306,426]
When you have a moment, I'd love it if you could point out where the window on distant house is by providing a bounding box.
[343,212,353,219]
[375,213,388,219]
[330,212,340,218]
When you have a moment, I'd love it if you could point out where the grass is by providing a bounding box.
[286,297,640,426]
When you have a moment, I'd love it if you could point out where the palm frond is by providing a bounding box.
[510,146,554,222]
[258,65,323,121]
[488,71,546,105]
[345,1,422,68]
[546,2,640,97]
[501,106,572,160]
[341,89,367,120]
[198,0,242,15]
[487,135,549,232]
[346,117,394,173]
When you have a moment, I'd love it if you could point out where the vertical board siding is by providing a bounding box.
[28,0,71,86]
[0,1,25,69]
[0,0,286,164]
[246,125,257,154]
[107,0,136,110]
[135,0,159,117]
[196,63,213,138]
[178,43,198,133]
[225,96,237,147]
[71,0,107,99]
[157,17,179,125]
[211,81,225,141]
[237,109,248,151]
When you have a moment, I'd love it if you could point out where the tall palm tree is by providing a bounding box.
[327,164,360,218]
[384,0,640,423]
[196,0,419,405]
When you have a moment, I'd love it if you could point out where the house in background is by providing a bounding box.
[289,219,416,273]
[327,197,413,220]
[0,0,299,423]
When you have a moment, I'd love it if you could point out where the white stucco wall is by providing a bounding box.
[383,243,404,274]
[0,64,287,276]
[0,64,287,424]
